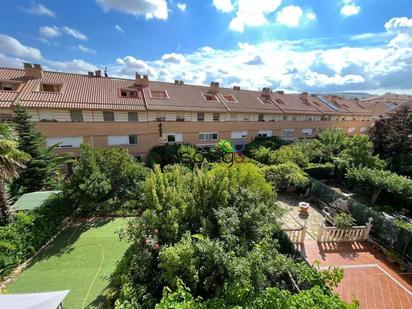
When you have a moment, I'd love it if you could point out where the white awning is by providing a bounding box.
[0,290,69,309]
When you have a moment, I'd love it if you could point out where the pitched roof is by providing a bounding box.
[0,66,410,116]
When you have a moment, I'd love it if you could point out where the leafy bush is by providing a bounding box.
[109,163,346,307]
[245,136,286,158]
[263,163,309,191]
[320,128,346,161]
[0,194,73,278]
[63,144,148,213]
[346,167,412,207]
[336,135,386,171]
[333,213,356,228]
[156,279,357,309]
[304,163,335,179]
[269,145,310,167]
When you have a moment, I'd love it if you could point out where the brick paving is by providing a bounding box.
[303,240,412,309]
[279,194,412,308]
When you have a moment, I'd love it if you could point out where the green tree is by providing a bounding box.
[10,105,67,198]
[336,135,386,171]
[0,123,29,224]
[262,163,309,191]
[320,128,346,161]
[369,106,412,176]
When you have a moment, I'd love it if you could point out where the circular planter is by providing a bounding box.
[299,202,310,215]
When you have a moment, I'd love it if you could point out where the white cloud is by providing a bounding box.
[276,6,303,27]
[229,0,282,32]
[43,59,98,73]
[115,24,124,32]
[306,12,316,21]
[384,17,412,32]
[116,56,155,75]
[212,0,234,13]
[161,53,186,64]
[39,26,87,40]
[340,0,361,17]
[0,34,42,60]
[22,2,55,17]
[96,0,168,20]
[74,44,96,54]
[177,2,186,12]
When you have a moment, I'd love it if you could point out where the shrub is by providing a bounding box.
[320,128,346,161]
[148,144,198,168]
[269,145,309,167]
[64,144,148,213]
[346,167,412,206]
[263,163,309,191]
[0,194,73,278]
[333,213,356,228]
[245,136,286,158]
[304,163,335,179]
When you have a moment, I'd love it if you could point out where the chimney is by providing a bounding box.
[95,70,101,77]
[174,80,179,84]
[24,63,43,78]
[88,71,94,77]
[233,86,241,91]
[179,80,184,85]
[275,90,284,94]
[210,81,219,93]
[262,87,271,97]
[331,95,338,103]
[136,73,150,87]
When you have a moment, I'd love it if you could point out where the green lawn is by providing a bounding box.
[8,218,131,309]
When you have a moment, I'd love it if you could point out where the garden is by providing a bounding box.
[0,105,410,308]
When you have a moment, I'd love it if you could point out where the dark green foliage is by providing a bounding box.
[156,278,357,309]
[63,144,148,213]
[244,136,287,158]
[262,163,309,191]
[304,163,335,179]
[333,213,356,228]
[369,106,412,176]
[0,194,74,278]
[10,105,67,198]
[346,167,412,208]
[110,164,345,307]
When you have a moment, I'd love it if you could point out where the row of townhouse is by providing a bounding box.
[0,63,409,159]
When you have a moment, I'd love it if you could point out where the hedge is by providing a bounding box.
[304,163,335,180]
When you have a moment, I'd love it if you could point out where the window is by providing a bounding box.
[41,83,61,92]
[39,111,55,122]
[164,133,183,143]
[231,131,247,139]
[70,110,83,122]
[258,114,264,122]
[150,90,168,99]
[202,93,218,101]
[223,94,237,102]
[258,130,272,137]
[243,114,250,121]
[282,129,295,139]
[230,114,237,121]
[0,113,13,121]
[292,116,297,121]
[302,128,313,136]
[0,82,21,91]
[129,134,138,145]
[128,112,138,122]
[283,115,288,121]
[156,113,166,122]
[213,113,220,121]
[46,137,82,148]
[199,132,218,141]
[176,114,185,122]
[120,89,138,98]
[103,111,114,121]
[197,112,204,121]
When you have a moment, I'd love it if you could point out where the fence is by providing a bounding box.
[310,179,412,261]
[283,225,307,244]
[317,218,373,242]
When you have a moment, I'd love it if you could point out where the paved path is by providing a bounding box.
[279,193,412,308]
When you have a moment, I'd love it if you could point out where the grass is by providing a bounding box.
[7,218,131,309]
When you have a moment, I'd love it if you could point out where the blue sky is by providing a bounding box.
[0,0,411,93]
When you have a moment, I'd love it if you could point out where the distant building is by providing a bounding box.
[0,63,409,160]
